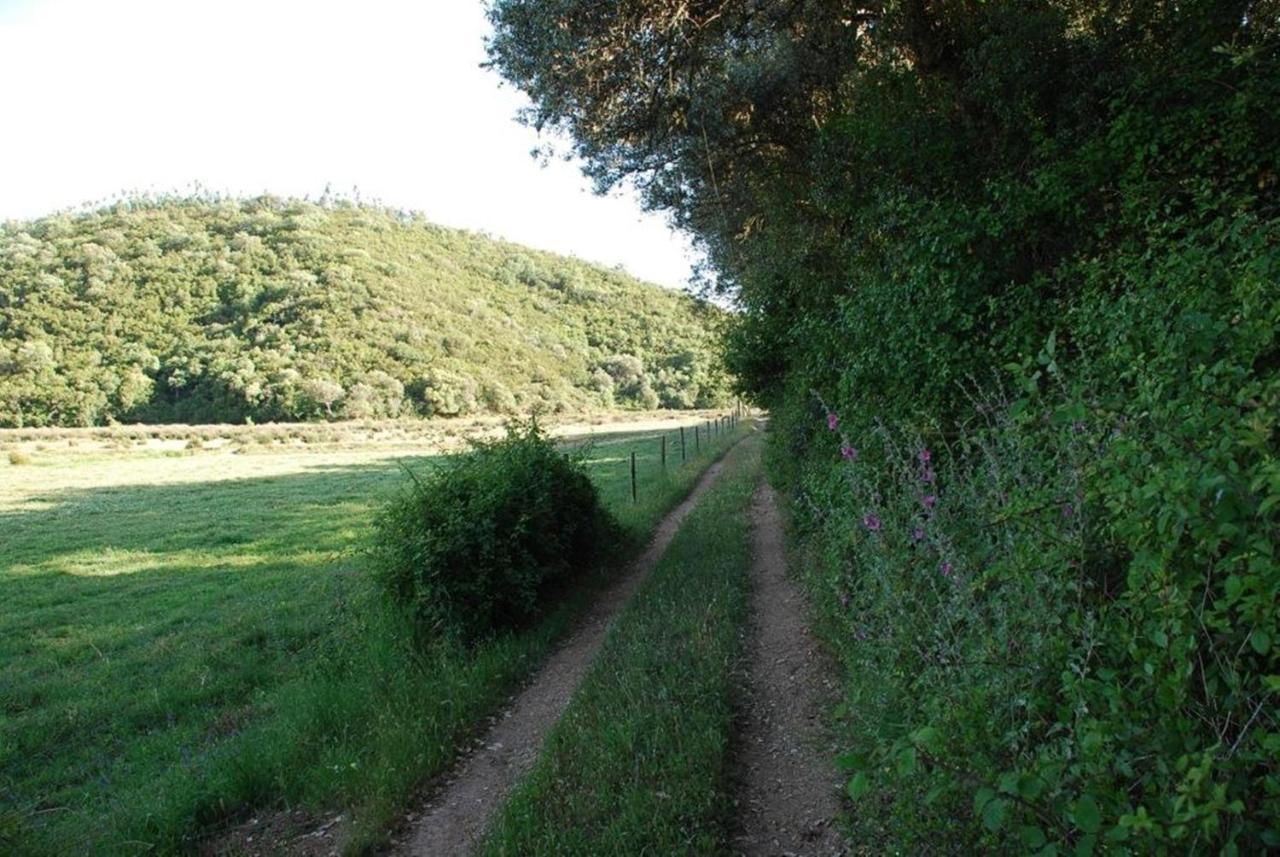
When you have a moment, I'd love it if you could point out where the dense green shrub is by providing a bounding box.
[805,358,1279,851]
[374,423,616,644]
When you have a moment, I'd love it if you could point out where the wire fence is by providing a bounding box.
[621,406,750,504]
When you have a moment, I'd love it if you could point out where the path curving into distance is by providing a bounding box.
[391,440,747,856]
[732,482,847,856]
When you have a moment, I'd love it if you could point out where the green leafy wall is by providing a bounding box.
[486,2,1279,851]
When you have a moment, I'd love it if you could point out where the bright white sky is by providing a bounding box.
[0,0,699,288]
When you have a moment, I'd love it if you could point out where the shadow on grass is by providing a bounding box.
[0,429,741,855]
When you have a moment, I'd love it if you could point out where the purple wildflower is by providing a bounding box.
[863,513,882,532]
[1061,503,1075,519]
[827,412,839,431]
[920,467,936,484]
[918,448,932,464]
[940,561,954,578]
[854,626,869,642]
[922,494,937,510]
[840,443,858,461]
[912,526,925,542]
[1072,420,1086,435]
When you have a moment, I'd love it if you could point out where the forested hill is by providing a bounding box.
[0,197,729,427]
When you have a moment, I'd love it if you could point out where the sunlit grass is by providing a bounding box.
[0,422,748,855]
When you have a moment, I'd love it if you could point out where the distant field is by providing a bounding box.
[0,413,746,854]
[0,408,736,465]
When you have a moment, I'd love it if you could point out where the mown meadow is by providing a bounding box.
[0,419,745,854]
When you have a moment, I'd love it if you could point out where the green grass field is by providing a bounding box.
[0,422,746,855]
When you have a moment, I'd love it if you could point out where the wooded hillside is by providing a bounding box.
[0,197,729,427]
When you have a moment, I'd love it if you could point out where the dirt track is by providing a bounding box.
[389,444,744,856]
[732,482,846,856]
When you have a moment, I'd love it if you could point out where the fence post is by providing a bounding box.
[695,425,700,454]
[680,426,686,462]
[661,434,666,468]
[631,451,637,504]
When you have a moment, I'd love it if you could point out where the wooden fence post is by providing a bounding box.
[630,451,637,504]
[661,434,666,468]
[680,426,686,462]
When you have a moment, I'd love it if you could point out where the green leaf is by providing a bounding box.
[911,726,942,751]
[846,772,871,800]
[896,746,919,776]
[1073,794,1102,834]
[1020,825,1048,849]
[1251,629,1272,655]
[982,797,1010,832]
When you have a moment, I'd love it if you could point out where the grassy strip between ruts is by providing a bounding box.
[479,432,763,856]
[1,422,750,856]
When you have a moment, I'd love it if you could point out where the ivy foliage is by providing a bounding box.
[0,196,730,426]
[488,1,1279,851]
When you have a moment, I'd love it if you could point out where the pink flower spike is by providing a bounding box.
[921,467,936,484]
[863,513,882,532]
[918,448,932,464]
[912,527,925,542]
[827,412,839,431]
[940,561,954,578]
[840,443,858,461]
[922,494,937,509]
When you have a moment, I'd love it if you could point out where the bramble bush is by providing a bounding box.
[374,422,616,644]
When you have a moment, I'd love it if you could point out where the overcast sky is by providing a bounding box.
[0,0,699,288]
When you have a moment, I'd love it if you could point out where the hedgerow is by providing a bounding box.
[486,1,1279,851]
